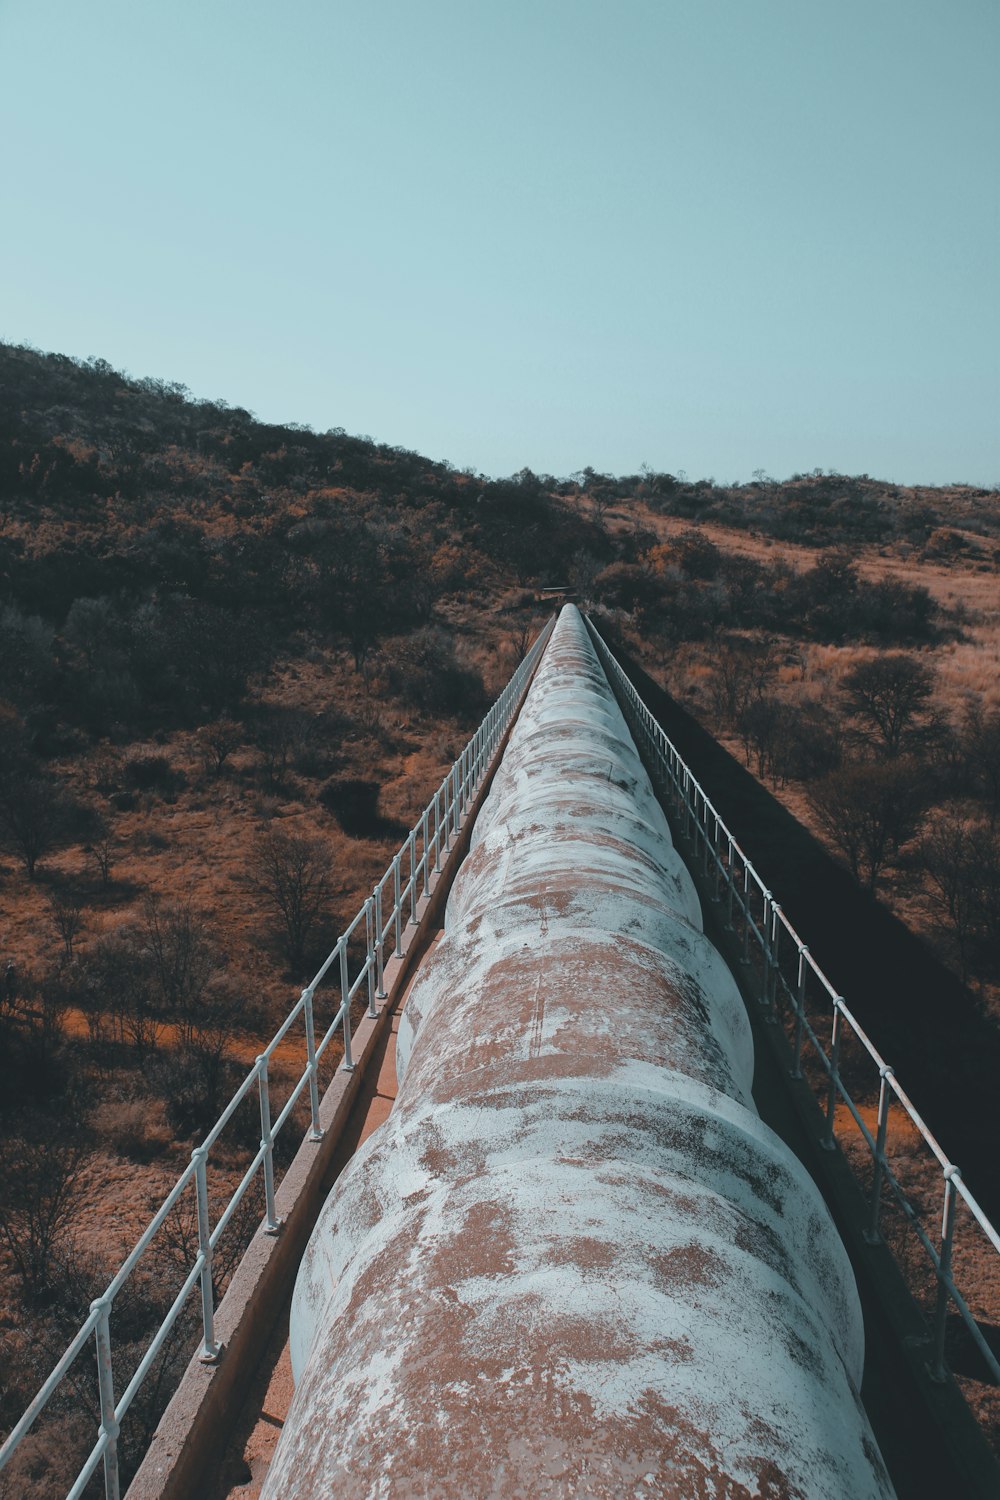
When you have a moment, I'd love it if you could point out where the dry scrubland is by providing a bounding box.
[0,342,998,1491]
[605,501,1000,1014]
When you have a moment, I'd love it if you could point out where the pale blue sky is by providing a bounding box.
[1,0,997,484]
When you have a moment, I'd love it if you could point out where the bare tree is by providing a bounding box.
[920,810,1000,988]
[196,717,242,777]
[154,1176,263,1306]
[138,897,217,1047]
[0,772,69,879]
[183,972,245,1119]
[708,635,779,728]
[735,695,797,783]
[960,700,1000,827]
[1,956,21,1031]
[506,624,533,669]
[809,759,927,891]
[920,811,980,982]
[48,886,85,963]
[0,1134,86,1303]
[252,706,319,786]
[252,829,331,976]
[85,818,115,887]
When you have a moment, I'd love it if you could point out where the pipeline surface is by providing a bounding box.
[261,605,895,1499]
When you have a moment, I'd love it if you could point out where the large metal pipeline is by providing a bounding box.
[261,605,895,1499]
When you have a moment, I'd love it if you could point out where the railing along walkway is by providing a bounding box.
[586,616,1000,1399]
[0,619,554,1500]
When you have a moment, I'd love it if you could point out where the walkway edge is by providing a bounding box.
[126,625,553,1500]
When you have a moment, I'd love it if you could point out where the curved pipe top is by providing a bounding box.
[263,605,893,1500]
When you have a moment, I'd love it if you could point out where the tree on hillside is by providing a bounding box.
[196,718,242,777]
[138,897,219,1048]
[252,829,332,976]
[0,606,56,709]
[960,701,1000,826]
[840,654,935,759]
[592,562,668,624]
[47,885,85,963]
[808,759,927,890]
[0,1132,86,1304]
[311,516,429,672]
[920,810,1000,987]
[163,599,265,714]
[708,634,779,727]
[0,771,74,880]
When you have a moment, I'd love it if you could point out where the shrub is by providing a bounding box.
[95,1096,171,1161]
[251,828,332,977]
[0,770,94,879]
[0,1131,86,1304]
[840,654,935,759]
[809,758,928,891]
[388,627,488,718]
[123,752,185,797]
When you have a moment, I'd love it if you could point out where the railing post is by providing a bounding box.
[791,945,808,1079]
[256,1054,282,1233]
[421,808,430,897]
[339,941,354,1072]
[930,1166,961,1381]
[364,899,378,1018]
[710,814,722,899]
[303,986,323,1140]
[192,1146,221,1361]
[741,864,751,959]
[767,903,781,1020]
[433,789,442,871]
[759,891,773,1012]
[392,853,403,957]
[408,829,418,926]
[822,1000,843,1151]
[92,1295,120,1500]
[864,1067,894,1245]
[725,836,736,929]
[440,780,451,852]
[373,883,387,1000]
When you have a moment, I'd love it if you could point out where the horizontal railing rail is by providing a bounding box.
[586,617,1000,1399]
[0,617,554,1500]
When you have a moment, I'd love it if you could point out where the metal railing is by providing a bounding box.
[586,617,1000,1395]
[0,618,554,1500]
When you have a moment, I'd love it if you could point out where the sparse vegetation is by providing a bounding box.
[1,337,998,1484]
[251,829,333,977]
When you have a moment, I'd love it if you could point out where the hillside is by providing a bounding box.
[1,339,998,1492]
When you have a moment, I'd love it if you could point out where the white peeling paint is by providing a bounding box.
[262,605,895,1500]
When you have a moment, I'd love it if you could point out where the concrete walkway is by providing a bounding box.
[208,947,429,1499]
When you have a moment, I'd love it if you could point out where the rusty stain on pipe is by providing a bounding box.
[261,606,895,1500]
